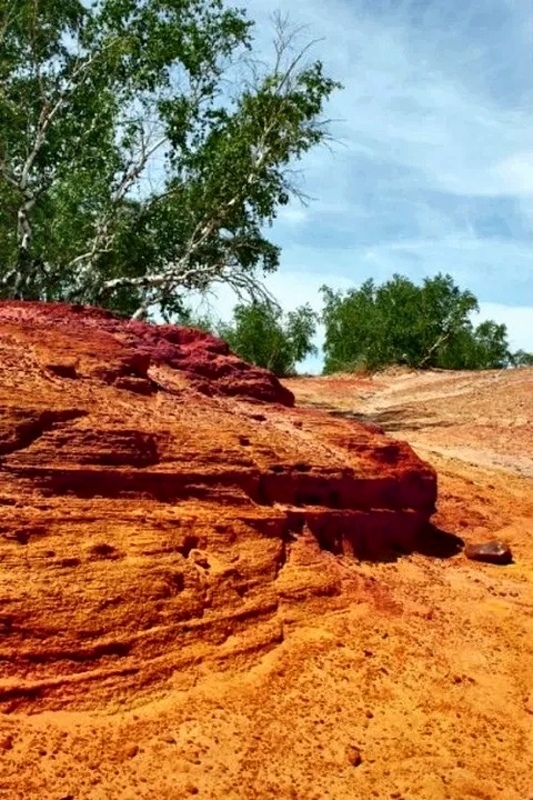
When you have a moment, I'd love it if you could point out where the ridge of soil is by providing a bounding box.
[1,307,532,800]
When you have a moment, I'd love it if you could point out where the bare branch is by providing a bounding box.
[65,125,169,281]
[113,135,168,204]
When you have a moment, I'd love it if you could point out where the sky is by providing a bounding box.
[196,0,533,372]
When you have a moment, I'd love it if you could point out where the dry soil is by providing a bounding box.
[2,365,533,800]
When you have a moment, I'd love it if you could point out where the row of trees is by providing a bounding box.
[320,273,532,373]
[192,273,532,377]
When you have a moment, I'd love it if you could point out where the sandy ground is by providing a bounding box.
[2,368,533,800]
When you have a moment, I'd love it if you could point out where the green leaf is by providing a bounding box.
[0,1,340,315]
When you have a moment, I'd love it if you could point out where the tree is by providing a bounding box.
[321,273,515,373]
[439,319,510,370]
[511,350,533,367]
[216,301,318,376]
[0,1,340,318]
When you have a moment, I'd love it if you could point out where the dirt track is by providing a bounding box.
[3,366,533,800]
[287,368,533,532]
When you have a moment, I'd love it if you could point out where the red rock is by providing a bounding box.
[0,735,14,751]
[346,744,363,766]
[0,301,437,712]
[465,540,513,565]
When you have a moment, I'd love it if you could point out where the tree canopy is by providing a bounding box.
[0,0,339,318]
[215,301,318,377]
[320,273,523,373]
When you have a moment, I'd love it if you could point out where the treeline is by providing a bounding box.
[189,273,533,377]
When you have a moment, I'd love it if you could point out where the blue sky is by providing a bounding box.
[200,0,533,371]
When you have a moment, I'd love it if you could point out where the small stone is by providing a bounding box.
[465,540,513,565]
[113,376,155,395]
[191,551,210,570]
[346,744,362,767]
[0,735,13,751]
[88,541,118,559]
[47,362,78,379]
[125,745,139,758]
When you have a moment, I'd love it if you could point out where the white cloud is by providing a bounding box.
[276,205,310,227]
[247,0,533,199]
[358,235,533,292]
[495,153,533,196]
[477,302,533,352]
[186,269,353,323]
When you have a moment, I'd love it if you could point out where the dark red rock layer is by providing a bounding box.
[0,300,294,406]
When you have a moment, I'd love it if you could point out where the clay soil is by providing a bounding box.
[3,366,533,800]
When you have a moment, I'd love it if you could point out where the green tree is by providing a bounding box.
[511,349,533,367]
[321,273,514,373]
[0,1,340,317]
[320,279,377,372]
[217,301,318,376]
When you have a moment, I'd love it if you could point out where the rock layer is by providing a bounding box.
[0,301,436,711]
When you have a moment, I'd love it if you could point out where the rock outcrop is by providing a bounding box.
[0,301,437,711]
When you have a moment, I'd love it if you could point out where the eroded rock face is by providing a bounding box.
[0,301,437,711]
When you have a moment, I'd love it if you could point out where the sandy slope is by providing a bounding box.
[2,365,533,800]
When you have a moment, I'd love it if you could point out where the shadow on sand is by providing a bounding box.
[317,404,456,434]
[414,524,464,559]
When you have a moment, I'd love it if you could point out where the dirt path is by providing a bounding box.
[285,368,533,535]
[287,368,533,479]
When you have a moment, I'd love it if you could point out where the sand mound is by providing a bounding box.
[2,334,533,800]
[0,301,435,712]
